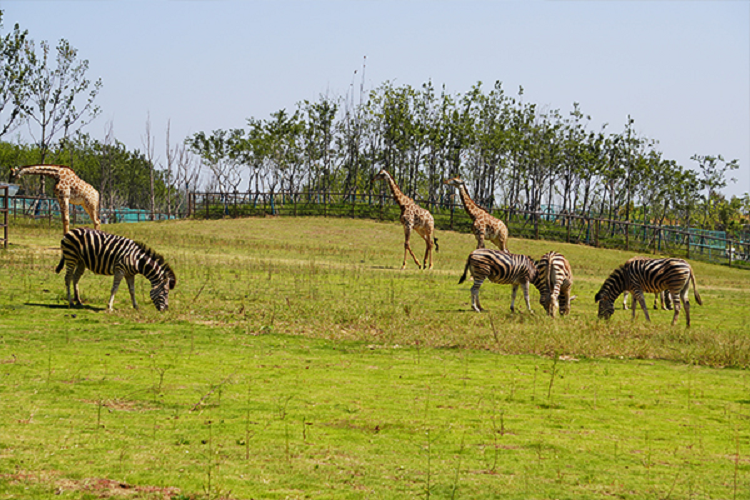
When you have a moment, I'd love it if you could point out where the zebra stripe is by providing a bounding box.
[458,248,537,313]
[594,257,701,326]
[55,228,176,311]
[533,251,573,317]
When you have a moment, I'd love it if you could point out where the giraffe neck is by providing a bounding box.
[384,174,412,210]
[457,184,484,220]
[16,165,69,182]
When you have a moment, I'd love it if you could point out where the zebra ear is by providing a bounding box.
[594,291,602,303]
[168,270,177,290]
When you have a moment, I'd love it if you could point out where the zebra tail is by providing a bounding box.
[690,270,703,306]
[55,256,65,274]
[434,237,439,252]
[458,257,470,284]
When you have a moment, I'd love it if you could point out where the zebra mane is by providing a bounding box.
[133,240,177,288]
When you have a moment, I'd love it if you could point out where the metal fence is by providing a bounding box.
[5,194,178,227]
[186,191,750,269]
[3,189,747,269]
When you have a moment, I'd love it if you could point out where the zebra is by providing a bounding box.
[56,228,176,311]
[594,257,702,326]
[533,251,573,317]
[458,248,537,313]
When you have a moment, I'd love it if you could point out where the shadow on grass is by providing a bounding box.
[24,302,106,312]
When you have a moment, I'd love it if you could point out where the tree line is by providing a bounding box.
[0,13,747,234]
[188,79,747,234]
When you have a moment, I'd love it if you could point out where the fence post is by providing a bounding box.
[625,220,629,251]
[594,217,599,248]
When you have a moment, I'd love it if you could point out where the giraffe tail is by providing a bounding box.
[55,256,65,274]
[433,237,439,252]
[458,256,470,284]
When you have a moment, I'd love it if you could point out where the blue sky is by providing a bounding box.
[3,0,749,197]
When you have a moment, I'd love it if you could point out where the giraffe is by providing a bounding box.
[11,164,101,234]
[443,176,508,251]
[373,169,438,270]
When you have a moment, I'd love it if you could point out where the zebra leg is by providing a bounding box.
[674,284,689,327]
[622,291,629,310]
[126,275,138,310]
[522,281,533,313]
[634,291,651,322]
[470,278,485,312]
[108,271,126,311]
[549,291,559,318]
[64,264,75,307]
[71,263,85,306]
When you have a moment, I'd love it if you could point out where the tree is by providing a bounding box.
[691,154,740,229]
[25,38,102,166]
[0,12,31,138]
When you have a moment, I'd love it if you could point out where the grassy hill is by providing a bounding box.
[1,217,748,499]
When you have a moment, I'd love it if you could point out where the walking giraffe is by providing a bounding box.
[11,164,100,234]
[373,169,438,270]
[443,176,508,250]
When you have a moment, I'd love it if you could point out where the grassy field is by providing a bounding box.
[1,216,748,499]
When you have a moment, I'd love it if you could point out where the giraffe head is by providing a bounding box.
[372,169,391,182]
[443,176,465,189]
[9,167,19,182]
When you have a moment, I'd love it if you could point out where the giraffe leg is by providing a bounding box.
[402,225,421,270]
[84,198,101,230]
[419,230,433,270]
[59,198,70,234]
[475,228,485,249]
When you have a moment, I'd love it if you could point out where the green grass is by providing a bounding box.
[1,216,749,499]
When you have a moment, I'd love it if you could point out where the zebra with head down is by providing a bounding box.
[56,228,176,311]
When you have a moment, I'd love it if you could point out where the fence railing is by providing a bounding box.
[6,195,180,226]
[186,191,750,269]
[4,190,747,268]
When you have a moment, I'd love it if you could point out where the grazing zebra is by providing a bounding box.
[595,257,702,326]
[533,251,573,317]
[56,228,176,311]
[458,248,537,313]
[622,290,672,311]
